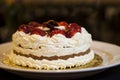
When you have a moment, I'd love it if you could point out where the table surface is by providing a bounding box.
[0,65,120,80]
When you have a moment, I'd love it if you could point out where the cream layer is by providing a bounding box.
[12,27,92,57]
[5,50,94,70]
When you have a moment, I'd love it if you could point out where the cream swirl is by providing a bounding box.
[5,50,94,70]
[12,27,92,57]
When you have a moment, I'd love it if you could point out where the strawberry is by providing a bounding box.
[50,30,65,37]
[31,28,46,36]
[18,24,30,34]
[66,23,81,38]
[58,21,68,29]
[68,23,81,32]
[66,28,78,38]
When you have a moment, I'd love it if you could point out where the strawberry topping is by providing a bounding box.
[68,23,81,32]
[18,24,30,34]
[17,20,81,38]
[43,20,58,30]
[50,30,65,37]
[66,28,77,38]
[31,28,46,36]
[58,21,68,29]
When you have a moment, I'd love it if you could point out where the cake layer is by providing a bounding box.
[6,50,94,70]
[12,27,92,57]
[13,49,90,60]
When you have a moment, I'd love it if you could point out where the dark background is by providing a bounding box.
[0,0,120,80]
[0,0,120,45]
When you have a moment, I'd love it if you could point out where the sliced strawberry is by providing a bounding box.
[18,24,30,34]
[50,30,65,37]
[68,23,81,32]
[58,21,68,29]
[31,28,46,36]
[66,28,78,38]
[66,23,81,38]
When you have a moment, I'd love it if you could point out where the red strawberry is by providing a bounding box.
[18,24,30,34]
[66,28,78,38]
[68,23,81,32]
[58,21,68,29]
[66,23,82,38]
[50,30,65,37]
[31,28,46,36]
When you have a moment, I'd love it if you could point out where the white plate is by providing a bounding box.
[0,41,120,80]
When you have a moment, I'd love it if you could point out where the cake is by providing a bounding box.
[4,20,94,70]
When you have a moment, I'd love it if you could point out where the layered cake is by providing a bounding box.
[4,20,95,70]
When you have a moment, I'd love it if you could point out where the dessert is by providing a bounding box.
[4,20,95,70]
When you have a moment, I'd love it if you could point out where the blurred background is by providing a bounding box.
[0,0,120,45]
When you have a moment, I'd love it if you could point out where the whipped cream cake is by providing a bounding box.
[4,20,95,70]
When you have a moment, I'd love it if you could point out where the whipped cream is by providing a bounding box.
[12,27,92,57]
[5,50,94,70]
